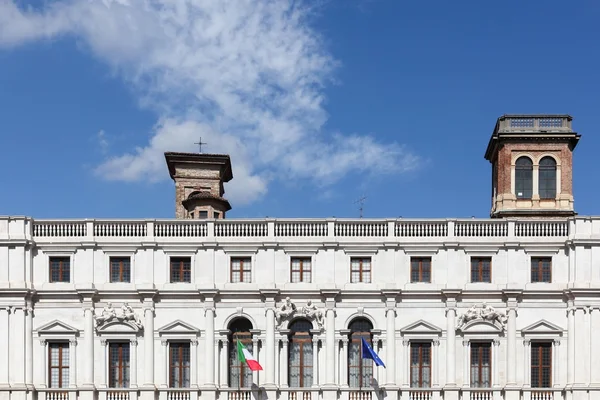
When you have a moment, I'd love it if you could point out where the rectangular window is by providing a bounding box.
[470,343,491,388]
[410,257,431,283]
[49,257,70,283]
[231,257,251,283]
[291,258,312,283]
[110,257,131,283]
[471,257,491,283]
[531,342,552,388]
[199,211,208,219]
[350,257,371,283]
[170,343,191,388]
[531,257,552,283]
[410,342,431,388]
[170,257,191,283]
[48,342,69,388]
[109,343,130,388]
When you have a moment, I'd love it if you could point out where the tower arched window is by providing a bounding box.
[515,156,533,199]
[539,157,557,199]
[228,318,254,388]
[348,318,374,388]
[288,319,313,388]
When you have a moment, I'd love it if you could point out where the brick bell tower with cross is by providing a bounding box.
[484,114,580,218]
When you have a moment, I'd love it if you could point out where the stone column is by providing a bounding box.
[462,340,470,387]
[386,308,396,386]
[432,339,440,387]
[446,307,457,386]
[312,337,319,387]
[325,308,336,385]
[143,306,155,387]
[130,338,138,387]
[281,337,289,388]
[69,339,78,388]
[11,307,26,386]
[493,340,500,387]
[220,338,229,388]
[0,307,9,387]
[574,307,587,385]
[161,339,168,388]
[553,340,561,387]
[523,340,531,387]
[190,339,198,388]
[252,337,260,384]
[37,339,47,388]
[567,306,575,385]
[505,306,517,386]
[204,307,216,387]
[83,306,95,387]
[265,307,276,386]
[101,339,108,387]
[340,337,349,387]
[25,306,33,387]
[402,339,410,387]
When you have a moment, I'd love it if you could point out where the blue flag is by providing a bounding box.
[361,337,385,368]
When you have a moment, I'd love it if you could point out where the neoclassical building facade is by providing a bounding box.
[0,115,598,400]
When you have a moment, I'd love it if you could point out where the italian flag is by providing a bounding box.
[237,340,263,371]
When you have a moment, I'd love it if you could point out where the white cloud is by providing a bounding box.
[0,0,421,206]
[97,129,109,153]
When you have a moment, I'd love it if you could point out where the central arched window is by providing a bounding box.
[348,318,374,388]
[515,156,533,199]
[229,318,254,388]
[289,319,313,388]
[539,157,557,199]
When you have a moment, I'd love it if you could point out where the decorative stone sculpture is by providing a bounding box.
[302,300,324,328]
[275,297,297,327]
[94,303,117,326]
[456,303,507,330]
[94,302,143,329]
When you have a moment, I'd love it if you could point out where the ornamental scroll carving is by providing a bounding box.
[275,297,324,329]
[94,302,144,329]
[456,303,507,330]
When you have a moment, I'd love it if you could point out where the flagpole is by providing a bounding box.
[360,337,363,391]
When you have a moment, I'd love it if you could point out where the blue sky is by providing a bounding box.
[0,0,599,219]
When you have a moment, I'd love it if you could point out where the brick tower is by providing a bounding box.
[484,115,580,218]
[164,152,233,219]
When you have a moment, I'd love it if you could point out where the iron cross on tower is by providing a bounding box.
[194,137,207,153]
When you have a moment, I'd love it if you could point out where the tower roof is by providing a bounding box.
[484,114,580,161]
[164,152,233,182]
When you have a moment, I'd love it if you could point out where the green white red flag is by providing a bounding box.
[236,340,263,371]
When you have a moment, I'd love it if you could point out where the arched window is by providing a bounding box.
[515,156,533,199]
[289,319,313,388]
[348,318,374,388]
[539,157,557,199]
[229,318,254,388]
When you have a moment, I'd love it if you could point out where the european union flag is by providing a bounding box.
[361,337,386,368]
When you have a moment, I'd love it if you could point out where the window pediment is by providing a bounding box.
[97,320,142,334]
[459,319,503,334]
[400,319,442,335]
[36,320,79,336]
[522,319,563,336]
[158,320,200,336]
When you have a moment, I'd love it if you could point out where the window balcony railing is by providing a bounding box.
[407,389,433,400]
[40,389,73,400]
[288,391,313,400]
[348,391,373,400]
[226,389,255,400]
[526,390,555,400]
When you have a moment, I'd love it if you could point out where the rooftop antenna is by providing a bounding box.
[354,195,367,218]
[194,137,207,153]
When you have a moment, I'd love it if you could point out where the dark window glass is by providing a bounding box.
[170,343,190,388]
[49,342,69,388]
[471,258,492,283]
[515,157,533,199]
[410,257,431,283]
[531,257,552,283]
[229,318,254,388]
[348,318,373,388]
[110,257,131,283]
[539,157,557,199]
[410,342,431,388]
[50,257,70,283]
[470,343,491,388]
[531,342,552,388]
[109,343,130,388]
[288,319,313,387]
[170,257,191,283]
[199,211,208,219]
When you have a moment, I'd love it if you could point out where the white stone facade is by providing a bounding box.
[1,217,599,400]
